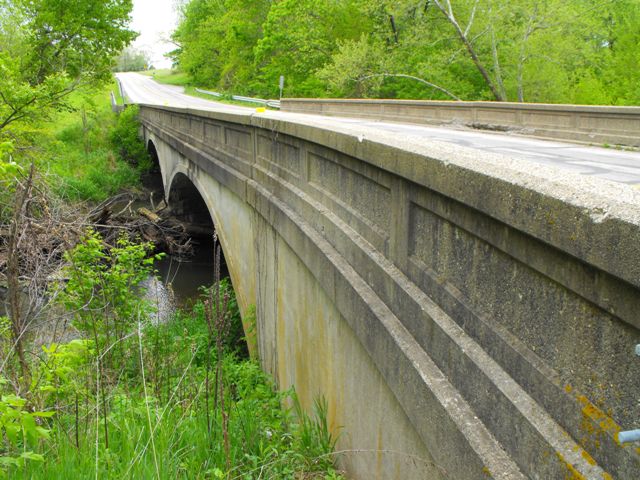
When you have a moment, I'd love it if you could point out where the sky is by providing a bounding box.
[130,0,179,69]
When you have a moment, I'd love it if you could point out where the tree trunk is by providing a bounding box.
[6,163,35,389]
[433,0,507,101]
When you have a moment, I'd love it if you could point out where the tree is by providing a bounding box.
[603,0,640,105]
[429,0,506,100]
[171,0,637,105]
[114,47,152,72]
[171,0,271,90]
[254,0,371,97]
[0,0,136,135]
[318,0,491,100]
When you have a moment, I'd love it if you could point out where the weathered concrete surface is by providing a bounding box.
[281,98,640,147]
[145,130,446,480]
[139,104,640,479]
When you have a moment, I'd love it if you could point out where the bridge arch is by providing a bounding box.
[146,139,161,174]
[141,129,258,323]
[164,162,255,359]
[136,106,640,479]
[150,130,442,479]
[142,130,174,192]
[167,172,215,233]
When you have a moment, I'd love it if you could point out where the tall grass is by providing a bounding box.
[32,82,147,202]
[2,268,343,479]
[19,299,341,479]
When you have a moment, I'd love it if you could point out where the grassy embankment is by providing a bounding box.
[142,69,278,109]
[27,81,148,202]
[12,281,342,479]
[1,81,344,479]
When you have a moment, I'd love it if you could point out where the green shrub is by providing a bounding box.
[0,394,53,477]
[2,231,344,479]
[109,105,152,171]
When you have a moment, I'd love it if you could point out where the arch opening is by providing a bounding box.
[143,140,164,198]
[146,140,161,174]
[167,172,215,234]
[164,173,247,356]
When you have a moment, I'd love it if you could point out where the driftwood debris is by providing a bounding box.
[0,190,196,293]
[88,193,194,257]
[137,207,161,223]
[0,169,199,388]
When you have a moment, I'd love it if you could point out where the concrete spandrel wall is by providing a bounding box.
[255,212,445,479]
[144,130,443,479]
[139,105,640,479]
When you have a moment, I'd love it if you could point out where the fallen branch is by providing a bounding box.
[137,207,161,224]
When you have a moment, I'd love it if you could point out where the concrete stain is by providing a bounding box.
[376,426,383,479]
[580,449,596,466]
[577,395,621,445]
[555,452,586,480]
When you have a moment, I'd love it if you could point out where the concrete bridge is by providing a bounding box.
[136,101,640,479]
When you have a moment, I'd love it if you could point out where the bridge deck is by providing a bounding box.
[117,72,640,186]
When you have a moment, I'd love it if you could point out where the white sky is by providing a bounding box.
[130,0,179,69]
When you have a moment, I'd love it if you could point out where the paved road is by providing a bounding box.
[117,72,640,186]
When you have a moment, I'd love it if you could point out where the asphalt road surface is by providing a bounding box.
[117,72,640,186]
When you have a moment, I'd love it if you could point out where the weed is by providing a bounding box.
[0,232,344,479]
[110,105,153,170]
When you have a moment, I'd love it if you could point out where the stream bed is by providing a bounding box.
[142,236,218,324]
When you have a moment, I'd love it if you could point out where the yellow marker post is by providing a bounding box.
[256,107,266,113]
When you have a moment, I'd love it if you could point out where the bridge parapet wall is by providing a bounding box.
[139,104,640,479]
[281,98,640,147]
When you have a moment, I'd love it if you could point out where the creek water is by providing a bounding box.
[138,168,228,321]
[142,235,220,324]
[156,238,217,305]
[0,235,218,327]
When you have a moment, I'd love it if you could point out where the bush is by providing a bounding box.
[109,105,152,170]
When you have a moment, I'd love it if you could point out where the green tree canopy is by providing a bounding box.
[172,0,639,105]
[0,0,136,135]
[172,0,271,91]
[114,47,152,72]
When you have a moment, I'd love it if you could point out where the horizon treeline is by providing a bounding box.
[169,0,640,104]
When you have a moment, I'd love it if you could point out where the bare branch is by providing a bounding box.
[464,0,480,37]
[358,73,462,101]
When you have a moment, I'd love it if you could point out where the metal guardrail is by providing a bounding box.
[265,100,282,109]
[195,88,280,109]
[195,88,222,98]
[116,79,126,104]
[232,95,281,109]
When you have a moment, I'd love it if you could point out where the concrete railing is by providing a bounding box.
[138,104,640,479]
[281,98,640,147]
